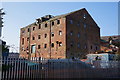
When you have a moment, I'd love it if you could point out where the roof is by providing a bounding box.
[22,8,86,28]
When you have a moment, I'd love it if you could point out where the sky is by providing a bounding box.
[0,2,118,52]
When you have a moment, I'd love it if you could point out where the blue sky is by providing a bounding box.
[1,2,118,52]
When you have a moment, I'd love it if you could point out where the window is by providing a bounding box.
[45,34,47,38]
[31,45,36,53]
[84,45,87,49]
[59,31,62,35]
[52,21,54,26]
[57,20,60,24]
[91,46,92,49]
[38,24,41,29]
[32,36,35,40]
[59,42,62,47]
[83,13,86,19]
[70,42,73,47]
[22,38,24,45]
[70,20,73,24]
[56,41,59,44]
[28,28,30,32]
[77,43,80,48]
[51,32,54,37]
[38,35,41,39]
[51,43,54,48]
[77,23,80,26]
[96,46,98,50]
[44,44,47,48]
[27,37,29,41]
[70,31,73,36]
[38,45,41,49]
[84,23,86,28]
[33,27,35,31]
[26,46,29,50]
[45,23,47,28]
[21,47,24,51]
[78,33,80,38]
[22,29,25,33]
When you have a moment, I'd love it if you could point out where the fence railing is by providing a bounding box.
[92,60,120,68]
[1,57,120,79]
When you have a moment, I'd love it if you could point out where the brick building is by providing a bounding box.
[19,8,100,59]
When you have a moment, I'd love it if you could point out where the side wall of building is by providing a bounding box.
[20,18,67,59]
[66,9,100,59]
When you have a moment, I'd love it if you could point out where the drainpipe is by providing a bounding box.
[49,21,52,59]
[28,26,31,60]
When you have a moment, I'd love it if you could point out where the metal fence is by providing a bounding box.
[1,57,120,79]
[92,60,120,68]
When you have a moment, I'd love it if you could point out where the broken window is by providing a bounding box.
[45,34,47,38]
[38,24,41,29]
[33,27,35,31]
[45,23,47,28]
[44,44,47,48]
[38,35,41,39]
[51,32,54,37]
[38,45,41,49]
[56,41,59,44]
[59,31,62,35]
[52,21,54,26]
[27,37,29,41]
[22,38,24,45]
[91,46,92,49]
[57,20,60,24]
[28,28,30,32]
[51,43,54,48]
[70,42,73,47]
[59,42,62,47]
[32,36,35,40]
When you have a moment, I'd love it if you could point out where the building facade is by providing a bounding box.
[19,8,100,59]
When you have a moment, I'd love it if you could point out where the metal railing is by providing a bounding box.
[1,57,120,79]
